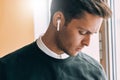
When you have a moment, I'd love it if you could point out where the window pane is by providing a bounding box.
[114,0,120,79]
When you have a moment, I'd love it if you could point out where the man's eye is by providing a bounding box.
[79,31,87,35]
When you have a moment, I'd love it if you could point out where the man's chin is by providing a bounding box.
[68,52,79,57]
[63,50,80,56]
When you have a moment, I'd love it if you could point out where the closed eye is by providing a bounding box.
[78,26,93,35]
[79,30,93,35]
[79,31,86,35]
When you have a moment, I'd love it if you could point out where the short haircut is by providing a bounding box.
[50,0,112,24]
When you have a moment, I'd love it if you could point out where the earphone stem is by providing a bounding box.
[57,23,60,31]
[57,19,61,31]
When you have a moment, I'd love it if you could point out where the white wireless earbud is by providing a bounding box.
[57,19,61,31]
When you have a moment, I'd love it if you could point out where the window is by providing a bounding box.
[105,0,120,80]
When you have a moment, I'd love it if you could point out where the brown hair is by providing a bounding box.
[50,0,112,23]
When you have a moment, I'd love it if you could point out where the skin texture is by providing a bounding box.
[42,11,103,56]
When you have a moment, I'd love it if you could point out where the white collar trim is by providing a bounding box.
[36,36,69,59]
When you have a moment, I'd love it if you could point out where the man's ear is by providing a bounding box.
[52,11,65,30]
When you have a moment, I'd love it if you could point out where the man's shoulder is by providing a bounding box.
[1,41,39,63]
[78,52,103,70]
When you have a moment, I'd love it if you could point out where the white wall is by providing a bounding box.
[33,0,49,39]
[115,0,120,79]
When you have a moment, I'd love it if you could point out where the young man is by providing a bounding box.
[0,0,112,80]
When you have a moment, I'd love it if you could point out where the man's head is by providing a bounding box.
[43,0,112,56]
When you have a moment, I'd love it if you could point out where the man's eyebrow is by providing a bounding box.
[77,26,92,34]
[78,26,98,34]
[77,26,87,30]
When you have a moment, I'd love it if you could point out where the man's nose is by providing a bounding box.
[81,34,90,46]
